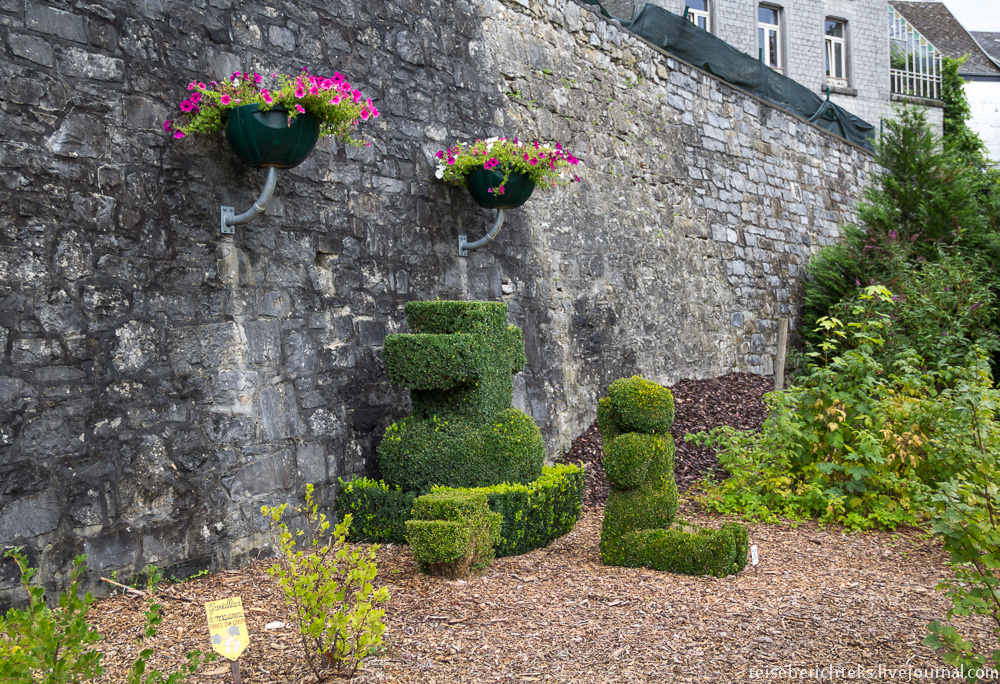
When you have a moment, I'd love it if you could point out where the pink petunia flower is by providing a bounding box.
[262,90,274,104]
[174,130,185,138]
[295,104,305,113]
[330,95,342,105]
[179,100,193,112]
[220,95,231,105]
[309,86,319,95]
[351,89,361,103]
[295,88,306,98]
[447,157,456,165]
[254,73,261,83]
[198,82,205,89]
[191,92,201,103]
[162,119,173,131]
[360,108,370,120]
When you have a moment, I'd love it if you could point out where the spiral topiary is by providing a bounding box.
[599,376,747,577]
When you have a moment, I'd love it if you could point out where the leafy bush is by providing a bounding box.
[923,376,1000,680]
[598,375,746,576]
[378,300,544,493]
[434,464,585,557]
[406,491,501,579]
[262,485,389,680]
[802,108,998,354]
[691,287,999,530]
[336,477,415,544]
[0,549,212,684]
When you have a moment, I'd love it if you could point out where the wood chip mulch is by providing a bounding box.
[82,373,994,683]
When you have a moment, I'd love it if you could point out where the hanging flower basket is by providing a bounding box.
[164,69,379,167]
[223,104,320,168]
[465,168,536,209]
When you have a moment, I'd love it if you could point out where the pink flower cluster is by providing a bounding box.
[166,68,379,141]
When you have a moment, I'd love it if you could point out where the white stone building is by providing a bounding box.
[601,0,946,132]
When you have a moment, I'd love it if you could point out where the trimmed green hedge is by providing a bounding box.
[336,465,585,557]
[600,376,675,436]
[434,464,586,557]
[598,375,747,577]
[614,521,749,577]
[406,491,501,579]
[336,477,415,544]
[379,409,544,494]
[378,300,545,493]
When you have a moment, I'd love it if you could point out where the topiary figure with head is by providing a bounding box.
[378,300,545,494]
[599,375,748,578]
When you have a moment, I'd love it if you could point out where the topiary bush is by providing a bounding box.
[336,477,416,544]
[378,301,545,493]
[599,375,747,577]
[433,463,586,557]
[405,491,501,579]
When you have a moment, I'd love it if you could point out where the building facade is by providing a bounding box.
[603,0,944,131]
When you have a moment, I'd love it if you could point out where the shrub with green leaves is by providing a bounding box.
[405,491,501,579]
[691,287,1000,531]
[0,549,212,684]
[802,108,1000,357]
[336,477,416,544]
[922,378,1000,681]
[599,375,746,576]
[262,485,389,681]
[378,301,545,493]
[433,463,585,557]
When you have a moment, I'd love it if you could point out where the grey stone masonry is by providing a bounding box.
[0,0,871,602]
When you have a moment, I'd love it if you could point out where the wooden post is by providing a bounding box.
[774,318,789,390]
[231,660,241,684]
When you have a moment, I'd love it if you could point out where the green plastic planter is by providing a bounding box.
[223,104,320,169]
[465,168,536,209]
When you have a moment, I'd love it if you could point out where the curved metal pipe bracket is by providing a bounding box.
[220,167,279,234]
[458,208,506,257]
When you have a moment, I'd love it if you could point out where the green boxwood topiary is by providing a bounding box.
[336,477,416,544]
[406,491,501,579]
[598,375,747,577]
[433,463,586,557]
[379,301,544,493]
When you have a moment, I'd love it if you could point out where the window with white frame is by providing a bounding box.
[888,6,942,100]
[825,19,848,88]
[758,5,782,71]
[686,0,710,31]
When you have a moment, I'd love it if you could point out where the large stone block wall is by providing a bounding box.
[0,0,871,601]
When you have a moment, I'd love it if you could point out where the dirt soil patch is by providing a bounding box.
[84,373,993,683]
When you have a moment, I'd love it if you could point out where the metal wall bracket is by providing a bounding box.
[220,167,279,235]
[458,208,506,257]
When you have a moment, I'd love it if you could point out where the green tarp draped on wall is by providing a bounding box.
[577,0,876,151]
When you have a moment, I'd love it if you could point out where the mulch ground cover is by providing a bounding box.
[84,373,994,683]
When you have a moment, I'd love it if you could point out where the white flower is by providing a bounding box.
[435,165,445,179]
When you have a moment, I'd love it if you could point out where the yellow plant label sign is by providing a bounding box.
[205,597,249,661]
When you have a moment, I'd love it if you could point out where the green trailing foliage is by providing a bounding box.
[406,491,501,579]
[434,464,586,557]
[261,485,389,681]
[941,56,986,164]
[336,477,416,544]
[598,375,747,577]
[379,300,544,493]
[0,550,213,684]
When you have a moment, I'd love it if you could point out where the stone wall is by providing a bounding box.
[0,0,871,602]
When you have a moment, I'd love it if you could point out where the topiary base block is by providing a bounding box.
[406,491,501,579]
[604,521,749,577]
